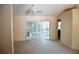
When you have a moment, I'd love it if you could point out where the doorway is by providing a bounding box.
[57,19,61,40]
[25,21,50,40]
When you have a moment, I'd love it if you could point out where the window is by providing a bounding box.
[58,20,61,30]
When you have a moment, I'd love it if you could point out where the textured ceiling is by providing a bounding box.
[13,4,75,16]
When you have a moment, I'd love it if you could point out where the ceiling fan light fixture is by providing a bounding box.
[33,9,37,12]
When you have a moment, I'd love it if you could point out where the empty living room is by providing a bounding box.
[0,4,79,54]
[1,0,79,59]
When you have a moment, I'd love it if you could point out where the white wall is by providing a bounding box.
[13,16,57,41]
[61,10,72,47]
[72,9,79,50]
[0,5,13,53]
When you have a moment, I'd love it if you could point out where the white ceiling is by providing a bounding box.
[13,4,75,16]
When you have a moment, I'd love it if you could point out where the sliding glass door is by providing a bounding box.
[25,21,49,40]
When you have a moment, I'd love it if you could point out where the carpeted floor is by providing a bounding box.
[14,40,79,54]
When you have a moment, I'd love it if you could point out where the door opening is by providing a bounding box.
[57,19,61,40]
[25,21,50,40]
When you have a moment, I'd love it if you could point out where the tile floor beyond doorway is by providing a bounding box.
[14,40,79,54]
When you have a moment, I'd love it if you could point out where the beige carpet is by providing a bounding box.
[14,40,79,54]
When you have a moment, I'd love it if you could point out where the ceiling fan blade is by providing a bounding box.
[26,9,30,14]
[26,7,33,15]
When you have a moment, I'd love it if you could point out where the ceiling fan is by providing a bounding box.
[26,4,45,15]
